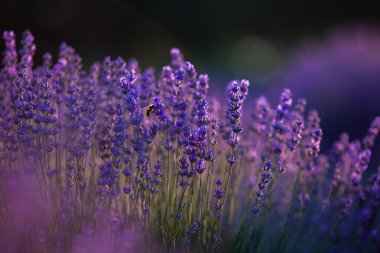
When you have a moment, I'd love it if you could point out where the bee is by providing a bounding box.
[144,104,156,117]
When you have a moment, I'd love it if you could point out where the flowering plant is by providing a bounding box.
[0,31,379,253]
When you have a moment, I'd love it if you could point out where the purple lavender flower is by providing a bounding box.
[139,68,155,107]
[351,149,371,186]
[251,96,271,136]
[214,188,224,199]
[251,161,272,214]
[19,30,36,68]
[270,88,293,154]
[287,118,304,151]
[170,48,184,70]
[1,31,17,101]
[1,30,379,253]
[308,127,323,157]
[362,116,380,149]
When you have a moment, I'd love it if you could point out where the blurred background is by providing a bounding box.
[1,0,380,155]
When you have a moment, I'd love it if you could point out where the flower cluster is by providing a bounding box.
[0,31,379,253]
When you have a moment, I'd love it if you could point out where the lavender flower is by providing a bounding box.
[251,161,272,214]
[362,116,380,149]
[287,118,304,151]
[351,149,371,186]
[0,30,379,253]
[19,30,36,68]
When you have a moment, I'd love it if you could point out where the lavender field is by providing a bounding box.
[0,31,379,253]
